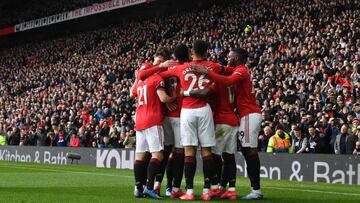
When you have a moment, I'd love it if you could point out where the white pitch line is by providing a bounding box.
[264,186,360,196]
[0,164,129,178]
[1,163,359,197]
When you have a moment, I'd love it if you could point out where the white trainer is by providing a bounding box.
[165,187,172,197]
[241,190,263,200]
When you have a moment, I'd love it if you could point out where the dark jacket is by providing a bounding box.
[334,133,357,154]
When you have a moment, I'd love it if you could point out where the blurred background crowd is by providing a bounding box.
[0,0,109,28]
[0,0,359,155]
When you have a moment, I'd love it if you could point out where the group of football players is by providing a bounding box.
[130,40,263,201]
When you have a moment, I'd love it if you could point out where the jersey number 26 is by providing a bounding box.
[184,73,209,91]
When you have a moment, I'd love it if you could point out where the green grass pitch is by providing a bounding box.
[0,161,359,203]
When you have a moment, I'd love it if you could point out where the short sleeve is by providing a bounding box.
[233,66,249,79]
[153,75,166,90]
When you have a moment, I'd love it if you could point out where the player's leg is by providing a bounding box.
[198,104,216,200]
[134,130,149,197]
[211,124,226,193]
[220,152,237,199]
[155,117,175,195]
[165,152,174,196]
[211,153,222,190]
[239,113,263,200]
[170,117,185,197]
[171,148,185,197]
[217,125,237,200]
[183,146,196,194]
[179,108,198,200]
[200,147,216,200]
[143,153,151,189]
[143,126,165,200]
[154,145,173,195]
[145,151,164,199]
[224,126,238,190]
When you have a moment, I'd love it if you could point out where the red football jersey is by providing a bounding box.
[132,75,166,131]
[207,65,261,118]
[232,66,261,118]
[165,76,182,118]
[159,61,222,109]
[211,84,239,126]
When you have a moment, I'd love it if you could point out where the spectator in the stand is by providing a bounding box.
[0,0,111,28]
[307,125,324,153]
[292,126,308,153]
[334,123,357,154]
[47,131,56,146]
[353,141,360,155]
[70,133,80,147]
[267,125,292,153]
[326,118,340,153]
[0,0,359,153]
[356,127,360,141]
[7,128,21,145]
[98,121,110,148]
[258,126,272,152]
[0,126,7,145]
[54,128,68,147]
[28,127,37,146]
[109,129,120,148]
[19,128,29,146]
[91,140,98,148]
[78,128,88,147]
[124,131,135,148]
[351,118,359,133]
[103,136,110,148]
[35,127,48,146]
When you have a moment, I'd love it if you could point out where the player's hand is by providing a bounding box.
[191,65,210,74]
[166,102,177,111]
[134,70,139,80]
[159,60,177,69]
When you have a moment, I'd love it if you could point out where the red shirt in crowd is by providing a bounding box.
[70,136,80,147]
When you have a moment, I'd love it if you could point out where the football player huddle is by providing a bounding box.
[130,40,263,201]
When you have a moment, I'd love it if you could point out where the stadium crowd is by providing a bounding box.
[0,0,109,28]
[0,0,359,155]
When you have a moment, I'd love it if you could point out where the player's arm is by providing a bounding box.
[296,137,308,153]
[192,65,244,86]
[138,66,161,81]
[182,86,214,98]
[158,69,177,79]
[180,84,215,99]
[130,84,136,99]
[155,77,177,103]
[211,63,235,75]
[138,60,177,80]
[222,66,236,75]
[129,71,138,99]
[157,88,176,103]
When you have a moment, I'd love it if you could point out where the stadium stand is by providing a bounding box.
[0,0,109,28]
[0,0,359,154]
